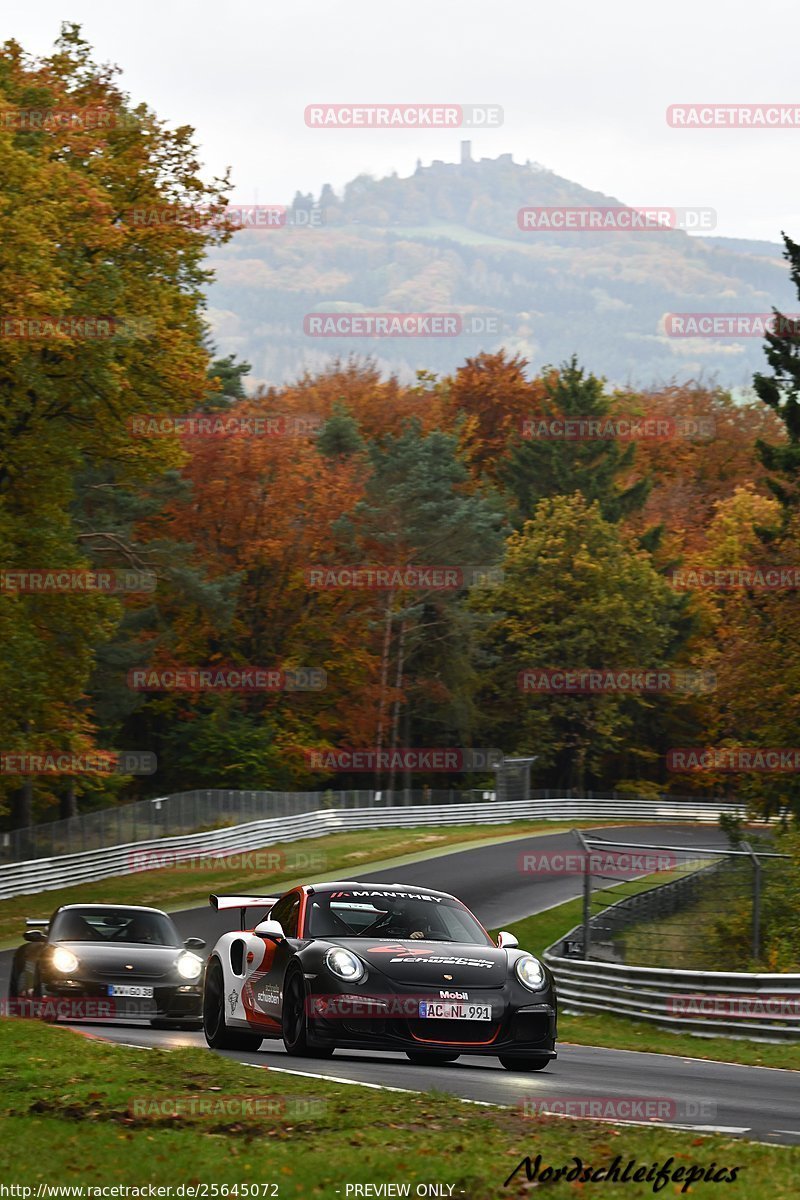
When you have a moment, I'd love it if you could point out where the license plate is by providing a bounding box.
[418,1001,491,1021]
[108,985,154,998]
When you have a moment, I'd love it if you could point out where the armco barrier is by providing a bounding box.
[0,794,749,901]
[543,941,800,1041]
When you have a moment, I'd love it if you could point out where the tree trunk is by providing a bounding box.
[60,781,79,820]
[375,588,395,792]
[12,779,33,829]
[387,618,407,801]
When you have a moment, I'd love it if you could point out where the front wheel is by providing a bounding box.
[406,1051,460,1065]
[498,1055,551,1072]
[203,960,262,1052]
[282,970,334,1058]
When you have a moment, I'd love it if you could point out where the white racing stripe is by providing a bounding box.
[536,1110,750,1135]
[243,1061,499,1105]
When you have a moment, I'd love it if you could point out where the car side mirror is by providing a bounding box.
[253,919,285,941]
[24,929,47,943]
[497,931,519,949]
[184,936,206,950]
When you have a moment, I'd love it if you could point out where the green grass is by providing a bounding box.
[0,820,625,948]
[1,1020,798,1195]
[499,900,800,1071]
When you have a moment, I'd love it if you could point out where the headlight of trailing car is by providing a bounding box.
[176,951,204,980]
[51,947,79,974]
[515,954,546,991]
[325,946,366,982]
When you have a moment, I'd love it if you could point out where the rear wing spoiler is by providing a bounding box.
[209,894,281,931]
[26,919,49,927]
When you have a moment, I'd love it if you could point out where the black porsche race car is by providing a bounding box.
[8,903,206,1027]
[203,882,557,1070]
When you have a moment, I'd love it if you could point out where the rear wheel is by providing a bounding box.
[203,959,262,1052]
[282,969,334,1058]
[498,1055,551,1072]
[405,1051,460,1065]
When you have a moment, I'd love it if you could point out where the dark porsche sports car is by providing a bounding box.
[8,903,206,1027]
[203,882,557,1070]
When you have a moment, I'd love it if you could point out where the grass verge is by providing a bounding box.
[0,1019,797,1196]
[498,900,800,1071]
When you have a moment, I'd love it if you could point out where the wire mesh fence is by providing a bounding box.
[564,832,789,972]
[0,787,481,863]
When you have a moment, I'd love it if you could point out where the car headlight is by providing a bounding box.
[515,954,546,991]
[52,947,79,974]
[176,951,204,980]
[325,946,366,982]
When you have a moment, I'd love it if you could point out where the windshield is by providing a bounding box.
[50,908,181,946]
[306,891,492,945]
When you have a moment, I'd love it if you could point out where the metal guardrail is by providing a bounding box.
[0,794,750,900]
[543,943,800,1041]
[0,786,748,864]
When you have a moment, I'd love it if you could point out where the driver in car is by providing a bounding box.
[369,900,430,940]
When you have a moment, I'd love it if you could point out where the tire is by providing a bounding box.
[282,968,334,1058]
[7,962,19,1000]
[498,1055,551,1072]
[33,972,57,1023]
[405,1051,460,1065]
[203,959,262,1052]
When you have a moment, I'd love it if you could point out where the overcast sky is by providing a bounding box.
[6,0,800,241]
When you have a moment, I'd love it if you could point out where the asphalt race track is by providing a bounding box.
[3,824,799,1146]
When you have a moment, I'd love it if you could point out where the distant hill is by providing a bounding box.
[205,149,793,389]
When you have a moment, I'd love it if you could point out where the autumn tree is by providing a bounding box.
[330,421,507,792]
[0,25,228,820]
[471,494,686,791]
[500,357,651,524]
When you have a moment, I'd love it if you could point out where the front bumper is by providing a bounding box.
[36,978,203,1022]
[305,986,557,1058]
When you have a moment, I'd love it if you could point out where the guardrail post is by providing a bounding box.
[741,840,762,963]
[574,829,592,960]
